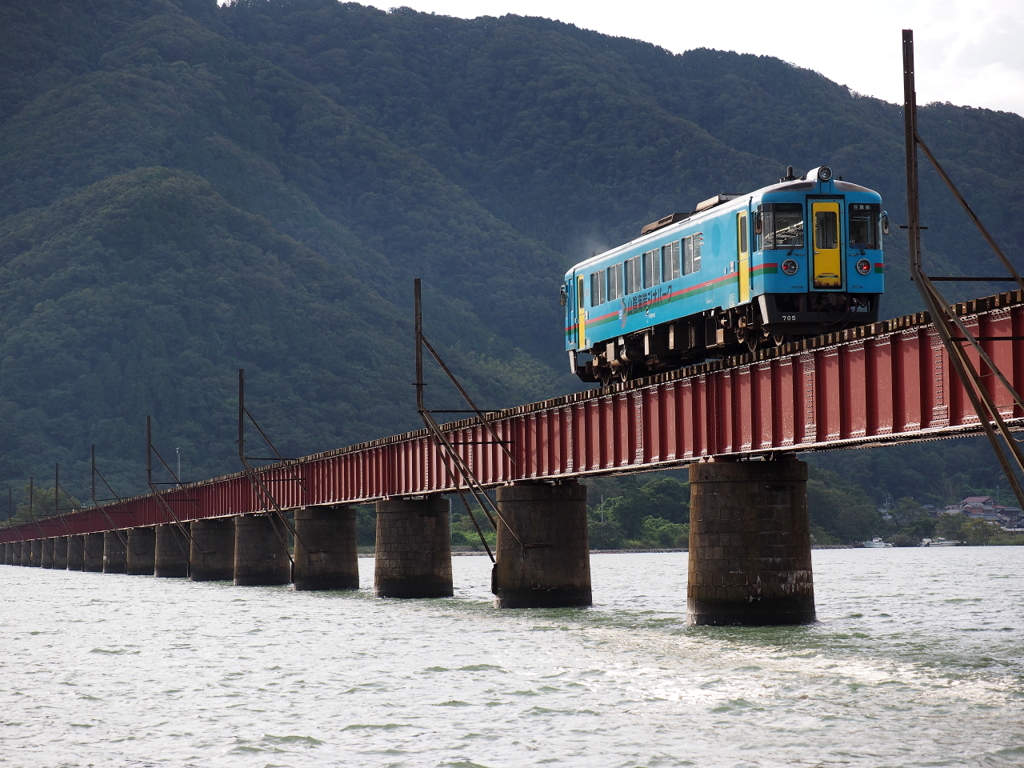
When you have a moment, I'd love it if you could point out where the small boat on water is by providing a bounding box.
[863,537,893,548]
[920,537,959,547]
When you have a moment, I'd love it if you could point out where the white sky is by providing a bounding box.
[363,0,1024,118]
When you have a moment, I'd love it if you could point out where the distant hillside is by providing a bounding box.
[2,0,1023,503]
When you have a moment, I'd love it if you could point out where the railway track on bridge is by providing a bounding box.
[3,288,1024,542]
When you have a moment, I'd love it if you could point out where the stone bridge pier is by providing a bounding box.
[687,458,815,626]
[190,519,235,581]
[67,536,85,570]
[53,537,68,569]
[374,497,453,598]
[233,514,291,586]
[103,531,127,573]
[83,533,104,572]
[40,538,55,568]
[294,505,359,591]
[29,539,41,566]
[127,528,156,575]
[492,482,591,609]
[154,524,189,577]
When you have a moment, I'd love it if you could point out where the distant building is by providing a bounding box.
[957,495,1023,529]
[961,495,993,510]
[994,506,1023,529]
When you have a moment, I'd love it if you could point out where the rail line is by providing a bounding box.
[3,289,1023,543]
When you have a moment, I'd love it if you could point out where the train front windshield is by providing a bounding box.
[848,203,880,250]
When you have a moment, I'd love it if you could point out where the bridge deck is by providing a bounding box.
[4,291,1023,541]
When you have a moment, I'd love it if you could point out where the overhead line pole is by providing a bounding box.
[146,415,198,559]
[902,28,1024,512]
[89,448,132,554]
[51,463,77,540]
[413,279,541,553]
[23,477,48,541]
[235,369,303,566]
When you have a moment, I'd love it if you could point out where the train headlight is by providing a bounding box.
[817,165,833,182]
[782,259,799,276]
[855,258,871,276]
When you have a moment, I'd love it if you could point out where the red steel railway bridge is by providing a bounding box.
[4,290,1024,623]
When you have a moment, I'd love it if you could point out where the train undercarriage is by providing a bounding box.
[574,292,879,385]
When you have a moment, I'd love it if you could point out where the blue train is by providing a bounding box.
[562,166,888,384]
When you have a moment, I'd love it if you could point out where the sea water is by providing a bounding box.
[1,548,1022,767]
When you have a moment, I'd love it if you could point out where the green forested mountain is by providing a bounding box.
[2,0,1023,525]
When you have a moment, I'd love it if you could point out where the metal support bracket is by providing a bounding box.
[413,278,539,560]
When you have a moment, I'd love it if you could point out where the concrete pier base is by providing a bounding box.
[83,533,104,572]
[154,524,189,578]
[40,538,55,569]
[53,537,68,569]
[29,539,42,567]
[687,459,815,626]
[293,505,359,591]
[234,514,291,586]
[15,542,26,566]
[1,543,9,565]
[68,536,86,570]
[67,536,84,570]
[374,497,453,598]
[127,528,156,575]
[103,531,127,573]
[492,482,592,609]
[189,519,235,581]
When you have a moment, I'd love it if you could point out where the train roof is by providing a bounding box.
[566,167,880,276]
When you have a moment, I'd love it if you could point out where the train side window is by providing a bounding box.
[848,203,879,249]
[642,248,660,288]
[625,256,641,294]
[815,210,838,249]
[607,263,623,300]
[662,241,681,280]
[590,271,606,306]
[683,233,702,275]
[762,203,804,249]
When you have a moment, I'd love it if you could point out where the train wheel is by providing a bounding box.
[615,365,632,384]
[773,335,787,347]
[598,368,613,388]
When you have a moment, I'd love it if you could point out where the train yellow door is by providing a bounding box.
[576,274,587,349]
[737,212,750,303]
[812,201,842,289]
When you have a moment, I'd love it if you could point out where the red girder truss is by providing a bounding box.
[4,291,1024,543]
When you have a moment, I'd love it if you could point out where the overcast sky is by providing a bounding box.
[361,0,1024,118]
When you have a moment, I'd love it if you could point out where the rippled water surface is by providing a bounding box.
[2,548,1023,767]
